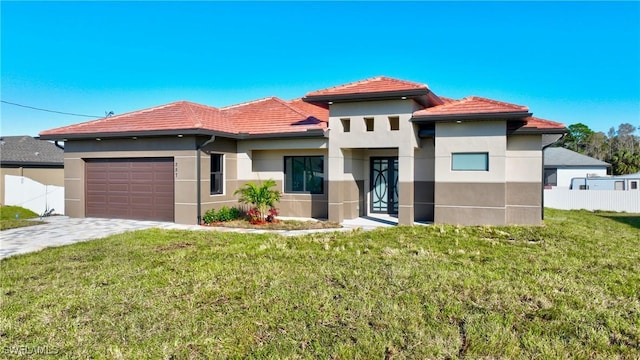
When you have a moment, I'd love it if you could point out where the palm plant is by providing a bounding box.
[610,150,640,175]
[234,179,280,223]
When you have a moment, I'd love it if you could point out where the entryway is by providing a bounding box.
[370,157,398,214]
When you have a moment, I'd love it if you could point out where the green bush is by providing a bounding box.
[202,206,243,224]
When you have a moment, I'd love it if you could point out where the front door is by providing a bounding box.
[370,157,398,214]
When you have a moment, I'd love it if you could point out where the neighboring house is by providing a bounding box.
[543,147,610,188]
[39,76,566,225]
[0,135,64,205]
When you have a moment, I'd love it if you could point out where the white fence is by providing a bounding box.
[3,175,65,216]
[544,188,640,213]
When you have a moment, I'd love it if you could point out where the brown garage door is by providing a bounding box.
[85,158,174,221]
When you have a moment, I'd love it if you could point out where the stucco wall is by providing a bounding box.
[505,134,543,224]
[235,138,329,218]
[433,123,544,225]
[434,121,507,225]
[63,136,201,224]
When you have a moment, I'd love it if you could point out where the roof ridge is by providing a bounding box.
[464,96,528,110]
[181,101,203,128]
[307,76,428,95]
[273,97,312,118]
[220,97,277,110]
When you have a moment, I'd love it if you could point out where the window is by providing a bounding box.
[341,118,350,132]
[284,156,324,194]
[451,153,489,171]
[210,154,223,194]
[614,181,624,190]
[631,181,638,190]
[364,117,374,132]
[388,116,400,131]
[544,169,557,186]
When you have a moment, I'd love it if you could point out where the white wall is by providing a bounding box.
[554,167,608,188]
[4,175,65,215]
[544,188,640,213]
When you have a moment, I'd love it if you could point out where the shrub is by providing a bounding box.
[202,206,243,224]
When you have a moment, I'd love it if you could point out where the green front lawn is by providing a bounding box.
[0,206,44,230]
[1,209,639,358]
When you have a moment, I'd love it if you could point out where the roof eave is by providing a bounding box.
[0,161,64,167]
[39,128,231,141]
[411,111,532,122]
[39,127,327,141]
[303,89,431,104]
[237,128,326,140]
[510,127,568,135]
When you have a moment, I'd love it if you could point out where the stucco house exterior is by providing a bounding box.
[543,147,610,188]
[39,76,566,225]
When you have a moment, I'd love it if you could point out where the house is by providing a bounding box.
[0,135,64,205]
[39,76,566,225]
[543,147,610,188]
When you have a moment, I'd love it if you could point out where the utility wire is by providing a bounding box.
[1,100,103,118]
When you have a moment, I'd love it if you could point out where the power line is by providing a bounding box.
[0,100,103,118]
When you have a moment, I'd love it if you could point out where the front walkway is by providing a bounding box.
[0,215,398,259]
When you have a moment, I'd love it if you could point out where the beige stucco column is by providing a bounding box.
[398,143,415,225]
[327,146,344,223]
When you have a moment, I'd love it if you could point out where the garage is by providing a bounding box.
[85,158,174,221]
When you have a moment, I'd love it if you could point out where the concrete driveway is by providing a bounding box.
[0,216,206,259]
[0,216,368,259]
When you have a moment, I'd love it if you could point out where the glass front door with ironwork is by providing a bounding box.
[370,157,398,214]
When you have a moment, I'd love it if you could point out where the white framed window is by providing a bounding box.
[210,154,223,195]
[452,152,489,171]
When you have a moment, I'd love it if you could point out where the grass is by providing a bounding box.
[1,209,639,358]
[0,206,44,230]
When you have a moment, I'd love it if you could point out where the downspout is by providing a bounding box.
[541,133,566,220]
[196,136,216,225]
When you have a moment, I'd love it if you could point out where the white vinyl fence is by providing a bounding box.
[3,175,65,216]
[544,188,640,213]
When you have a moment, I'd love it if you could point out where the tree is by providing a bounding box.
[234,179,280,223]
[560,123,594,153]
[616,123,637,153]
[584,132,609,160]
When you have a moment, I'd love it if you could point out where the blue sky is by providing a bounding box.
[1,1,639,137]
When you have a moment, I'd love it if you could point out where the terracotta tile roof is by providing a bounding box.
[522,116,566,130]
[305,76,428,97]
[39,77,564,138]
[40,97,327,137]
[414,96,529,117]
[288,98,329,122]
[220,97,327,135]
[438,96,457,104]
[40,101,228,136]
